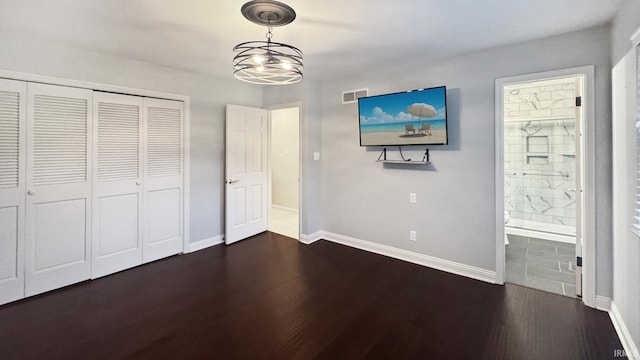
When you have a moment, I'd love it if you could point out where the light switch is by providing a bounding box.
[313,152,320,160]
[410,193,417,203]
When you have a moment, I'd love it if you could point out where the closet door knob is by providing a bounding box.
[136,180,142,185]
[27,189,35,195]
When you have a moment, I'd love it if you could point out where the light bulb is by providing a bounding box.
[252,55,266,64]
[281,60,292,70]
[256,65,265,72]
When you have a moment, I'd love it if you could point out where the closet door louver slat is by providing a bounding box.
[32,94,87,187]
[146,107,182,177]
[0,91,20,189]
[97,102,140,182]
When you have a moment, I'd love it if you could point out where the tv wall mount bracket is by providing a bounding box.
[376,147,430,165]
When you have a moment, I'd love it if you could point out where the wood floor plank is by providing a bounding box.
[0,232,624,359]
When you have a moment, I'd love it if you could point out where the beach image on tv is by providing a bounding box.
[359,86,447,146]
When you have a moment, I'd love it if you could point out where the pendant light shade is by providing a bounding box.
[232,0,303,85]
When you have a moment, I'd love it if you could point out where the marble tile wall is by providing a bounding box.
[504,79,577,229]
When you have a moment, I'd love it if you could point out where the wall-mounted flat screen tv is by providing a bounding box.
[358,86,447,146]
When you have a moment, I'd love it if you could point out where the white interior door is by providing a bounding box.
[92,92,143,278]
[0,79,26,305]
[225,104,268,244]
[25,83,93,296]
[142,98,183,263]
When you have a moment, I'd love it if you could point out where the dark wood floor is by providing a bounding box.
[0,232,624,359]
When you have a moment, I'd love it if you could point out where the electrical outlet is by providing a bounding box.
[409,230,416,241]
[409,193,417,203]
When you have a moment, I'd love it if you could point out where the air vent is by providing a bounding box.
[342,88,368,104]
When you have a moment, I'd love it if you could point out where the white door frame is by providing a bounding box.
[494,65,596,308]
[266,102,302,241]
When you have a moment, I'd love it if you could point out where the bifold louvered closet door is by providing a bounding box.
[25,83,93,296]
[0,79,26,305]
[143,98,183,263]
[92,93,144,278]
[0,80,185,305]
[92,94,184,277]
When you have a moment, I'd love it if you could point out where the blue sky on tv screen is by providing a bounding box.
[359,87,446,125]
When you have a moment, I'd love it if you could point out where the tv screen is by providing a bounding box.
[358,86,447,146]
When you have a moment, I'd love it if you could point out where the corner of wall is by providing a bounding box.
[610,300,640,359]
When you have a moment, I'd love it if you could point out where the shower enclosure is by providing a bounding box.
[503,78,578,242]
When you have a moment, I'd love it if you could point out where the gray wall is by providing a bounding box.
[318,25,613,296]
[611,0,640,64]
[0,31,263,243]
[611,0,640,349]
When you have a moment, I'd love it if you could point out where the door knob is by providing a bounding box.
[227,179,239,184]
[27,189,35,195]
[136,180,142,185]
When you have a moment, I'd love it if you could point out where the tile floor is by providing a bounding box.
[270,206,299,240]
[506,234,577,298]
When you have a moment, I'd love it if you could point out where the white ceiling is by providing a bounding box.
[0,0,624,81]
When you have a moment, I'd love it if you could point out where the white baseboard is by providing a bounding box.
[610,301,640,359]
[595,295,612,312]
[186,235,224,253]
[271,204,299,213]
[321,231,497,284]
[299,231,323,245]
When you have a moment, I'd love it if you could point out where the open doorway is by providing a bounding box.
[502,76,583,298]
[269,107,300,239]
[495,66,596,305]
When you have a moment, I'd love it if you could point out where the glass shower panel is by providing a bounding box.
[504,78,577,236]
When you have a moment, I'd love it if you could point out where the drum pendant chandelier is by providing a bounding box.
[233,0,303,85]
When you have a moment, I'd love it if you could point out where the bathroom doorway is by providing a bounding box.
[495,67,595,302]
[268,106,300,239]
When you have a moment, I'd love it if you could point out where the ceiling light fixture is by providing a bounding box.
[233,0,303,85]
